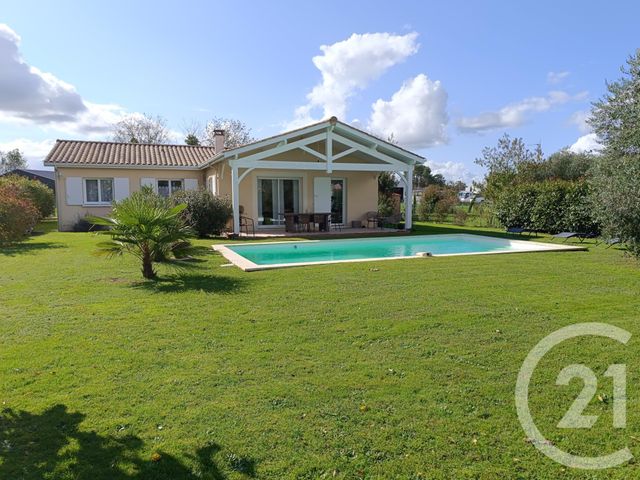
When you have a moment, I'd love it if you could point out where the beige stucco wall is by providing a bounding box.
[54,167,204,231]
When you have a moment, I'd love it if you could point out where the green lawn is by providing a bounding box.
[1,221,639,479]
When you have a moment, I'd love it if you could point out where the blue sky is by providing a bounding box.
[1,0,638,182]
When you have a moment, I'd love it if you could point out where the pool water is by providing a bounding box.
[222,234,568,269]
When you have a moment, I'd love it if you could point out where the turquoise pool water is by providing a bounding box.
[227,234,517,266]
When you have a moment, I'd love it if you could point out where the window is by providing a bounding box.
[84,178,113,204]
[157,179,183,198]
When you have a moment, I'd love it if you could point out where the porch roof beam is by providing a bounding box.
[223,122,329,157]
[228,160,409,172]
[332,147,357,161]
[229,133,326,166]
[331,132,410,168]
[300,145,326,161]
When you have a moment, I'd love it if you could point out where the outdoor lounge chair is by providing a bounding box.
[506,227,526,235]
[605,237,621,248]
[552,232,597,243]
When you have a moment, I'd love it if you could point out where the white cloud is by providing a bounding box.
[367,74,448,148]
[547,71,570,84]
[286,32,419,129]
[0,138,55,169]
[0,23,127,136]
[425,160,481,185]
[457,90,587,133]
[569,110,591,134]
[569,133,602,154]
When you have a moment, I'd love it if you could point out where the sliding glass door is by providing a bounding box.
[258,178,300,226]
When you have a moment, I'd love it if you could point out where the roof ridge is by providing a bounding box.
[54,139,217,148]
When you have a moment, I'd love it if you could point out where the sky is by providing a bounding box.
[1,0,638,183]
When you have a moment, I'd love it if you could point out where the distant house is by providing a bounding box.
[1,168,56,192]
[44,117,423,232]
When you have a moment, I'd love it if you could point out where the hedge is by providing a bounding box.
[0,175,55,218]
[494,180,598,234]
[0,184,40,243]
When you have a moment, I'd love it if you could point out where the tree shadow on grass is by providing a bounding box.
[0,241,66,257]
[131,272,248,294]
[0,405,256,480]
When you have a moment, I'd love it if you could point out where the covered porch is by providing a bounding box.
[205,117,423,235]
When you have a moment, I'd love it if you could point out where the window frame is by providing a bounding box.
[156,179,184,198]
[83,178,114,205]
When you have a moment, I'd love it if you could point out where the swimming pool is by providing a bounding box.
[214,234,585,271]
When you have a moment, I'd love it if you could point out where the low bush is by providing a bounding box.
[494,180,598,233]
[418,185,458,221]
[171,189,232,237]
[453,209,468,226]
[0,175,55,218]
[0,184,40,243]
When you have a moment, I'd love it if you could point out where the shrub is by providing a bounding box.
[494,180,598,234]
[378,195,395,217]
[0,175,55,218]
[453,209,468,226]
[171,189,232,237]
[0,184,40,244]
[418,185,457,221]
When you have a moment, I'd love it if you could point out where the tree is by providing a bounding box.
[589,50,640,257]
[475,134,543,200]
[112,114,171,144]
[538,149,594,181]
[0,149,27,174]
[589,49,640,156]
[184,134,200,146]
[87,188,195,279]
[203,117,255,148]
[413,164,445,189]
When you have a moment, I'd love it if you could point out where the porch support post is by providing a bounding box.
[231,165,240,234]
[404,166,414,230]
[326,128,333,173]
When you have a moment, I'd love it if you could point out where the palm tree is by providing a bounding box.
[87,188,194,279]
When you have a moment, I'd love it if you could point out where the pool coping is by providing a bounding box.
[212,233,587,271]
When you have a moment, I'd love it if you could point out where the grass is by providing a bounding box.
[1,220,639,479]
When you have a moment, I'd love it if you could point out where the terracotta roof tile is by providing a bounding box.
[44,140,217,168]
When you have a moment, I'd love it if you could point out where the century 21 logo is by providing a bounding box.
[515,323,632,470]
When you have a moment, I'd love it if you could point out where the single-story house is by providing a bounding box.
[44,117,422,233]
[1,168,56,192]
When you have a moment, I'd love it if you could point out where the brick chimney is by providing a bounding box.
[213,129,225,154]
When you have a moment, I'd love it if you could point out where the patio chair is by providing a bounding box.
[506,227,526,235]
[297,213,312,233]
[238,205,255,237]
[365,211,381,228]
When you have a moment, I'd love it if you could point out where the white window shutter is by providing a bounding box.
[185,178,198,191]
[114,178,130,201]
[65,177,83,205]
[141,177,156,191]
